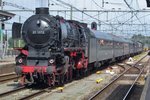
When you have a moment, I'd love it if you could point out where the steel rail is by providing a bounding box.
[0,86,26,97]
[0,73,15,77]
[88,65,130,100]
[123,57,150,100]
[19,87,51,100]
[0,73,18,83]
[88,54,147,100]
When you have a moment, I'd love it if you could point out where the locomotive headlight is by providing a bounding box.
[18,58,23,63]
[49,59,55,64]
[16,57,24,65]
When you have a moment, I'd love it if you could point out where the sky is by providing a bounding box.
[2,0,150,38]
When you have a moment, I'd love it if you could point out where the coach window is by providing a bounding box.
[124,43,129,48]
[114,42,118,48]
[117,42,120,48]
[106,41,112,48]
[110,41,113,48]
[99,39,104,46]
[113,42,116,48]
[105,40,108,48]
[119,42,122,48]
[120,43,123,48]
[110,42,113,47]
[117,42,120,47]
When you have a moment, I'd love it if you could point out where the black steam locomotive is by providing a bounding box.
[12,7,143,86]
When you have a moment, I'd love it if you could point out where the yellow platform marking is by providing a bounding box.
[96,71,102,74]
[96,78,103,84]
[57,87,64,92]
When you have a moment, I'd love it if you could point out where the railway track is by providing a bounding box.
[122,58,150,100]
[0,55,147,100]
[89,55,149,100]
[0,72,19,83]
[0,86,26,97]
[18,87,51,100]
[1,81,78,100]
[0,83,52,100]
[23,63,128,100]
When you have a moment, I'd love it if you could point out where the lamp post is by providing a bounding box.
[0,0,3,58]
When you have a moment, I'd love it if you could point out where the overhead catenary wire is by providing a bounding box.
[123,0,146,32]
[91,0,104,10]
[50,0,70,10]
[86,0,144,33]
[115,12,138,29]
[3,1,32,10]
[55,0,126,32]
[3,0,149,36]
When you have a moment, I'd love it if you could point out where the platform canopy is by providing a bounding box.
[0,10,15,21]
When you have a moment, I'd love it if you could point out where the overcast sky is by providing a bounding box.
[2,0,150,37]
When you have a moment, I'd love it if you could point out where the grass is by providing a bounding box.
[133,52,147,61]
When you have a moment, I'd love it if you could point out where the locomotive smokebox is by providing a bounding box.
[36,7,49,14]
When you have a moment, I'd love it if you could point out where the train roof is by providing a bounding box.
[122,38,133,43]
[109,34,125,42]
[91,30,113,41]
[90,30,137,44]
[91,30,132,43]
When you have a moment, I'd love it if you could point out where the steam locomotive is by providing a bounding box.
[12,7,143,86]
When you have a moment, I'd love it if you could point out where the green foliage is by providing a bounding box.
[8,37,25,48]
[13,39,25,48]
[131,34,150,44]
[8,37,13,48]
[0,29,2,41]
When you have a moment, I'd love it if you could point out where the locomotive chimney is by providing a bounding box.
[36,7,49,14]
[91,22,97,30]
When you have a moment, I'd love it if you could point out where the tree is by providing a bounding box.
[8,37,13,48]
[131,34,150,45]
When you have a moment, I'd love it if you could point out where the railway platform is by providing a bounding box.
[140,70,150,100]
[0,56,15,74]
[0,56,15,65]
